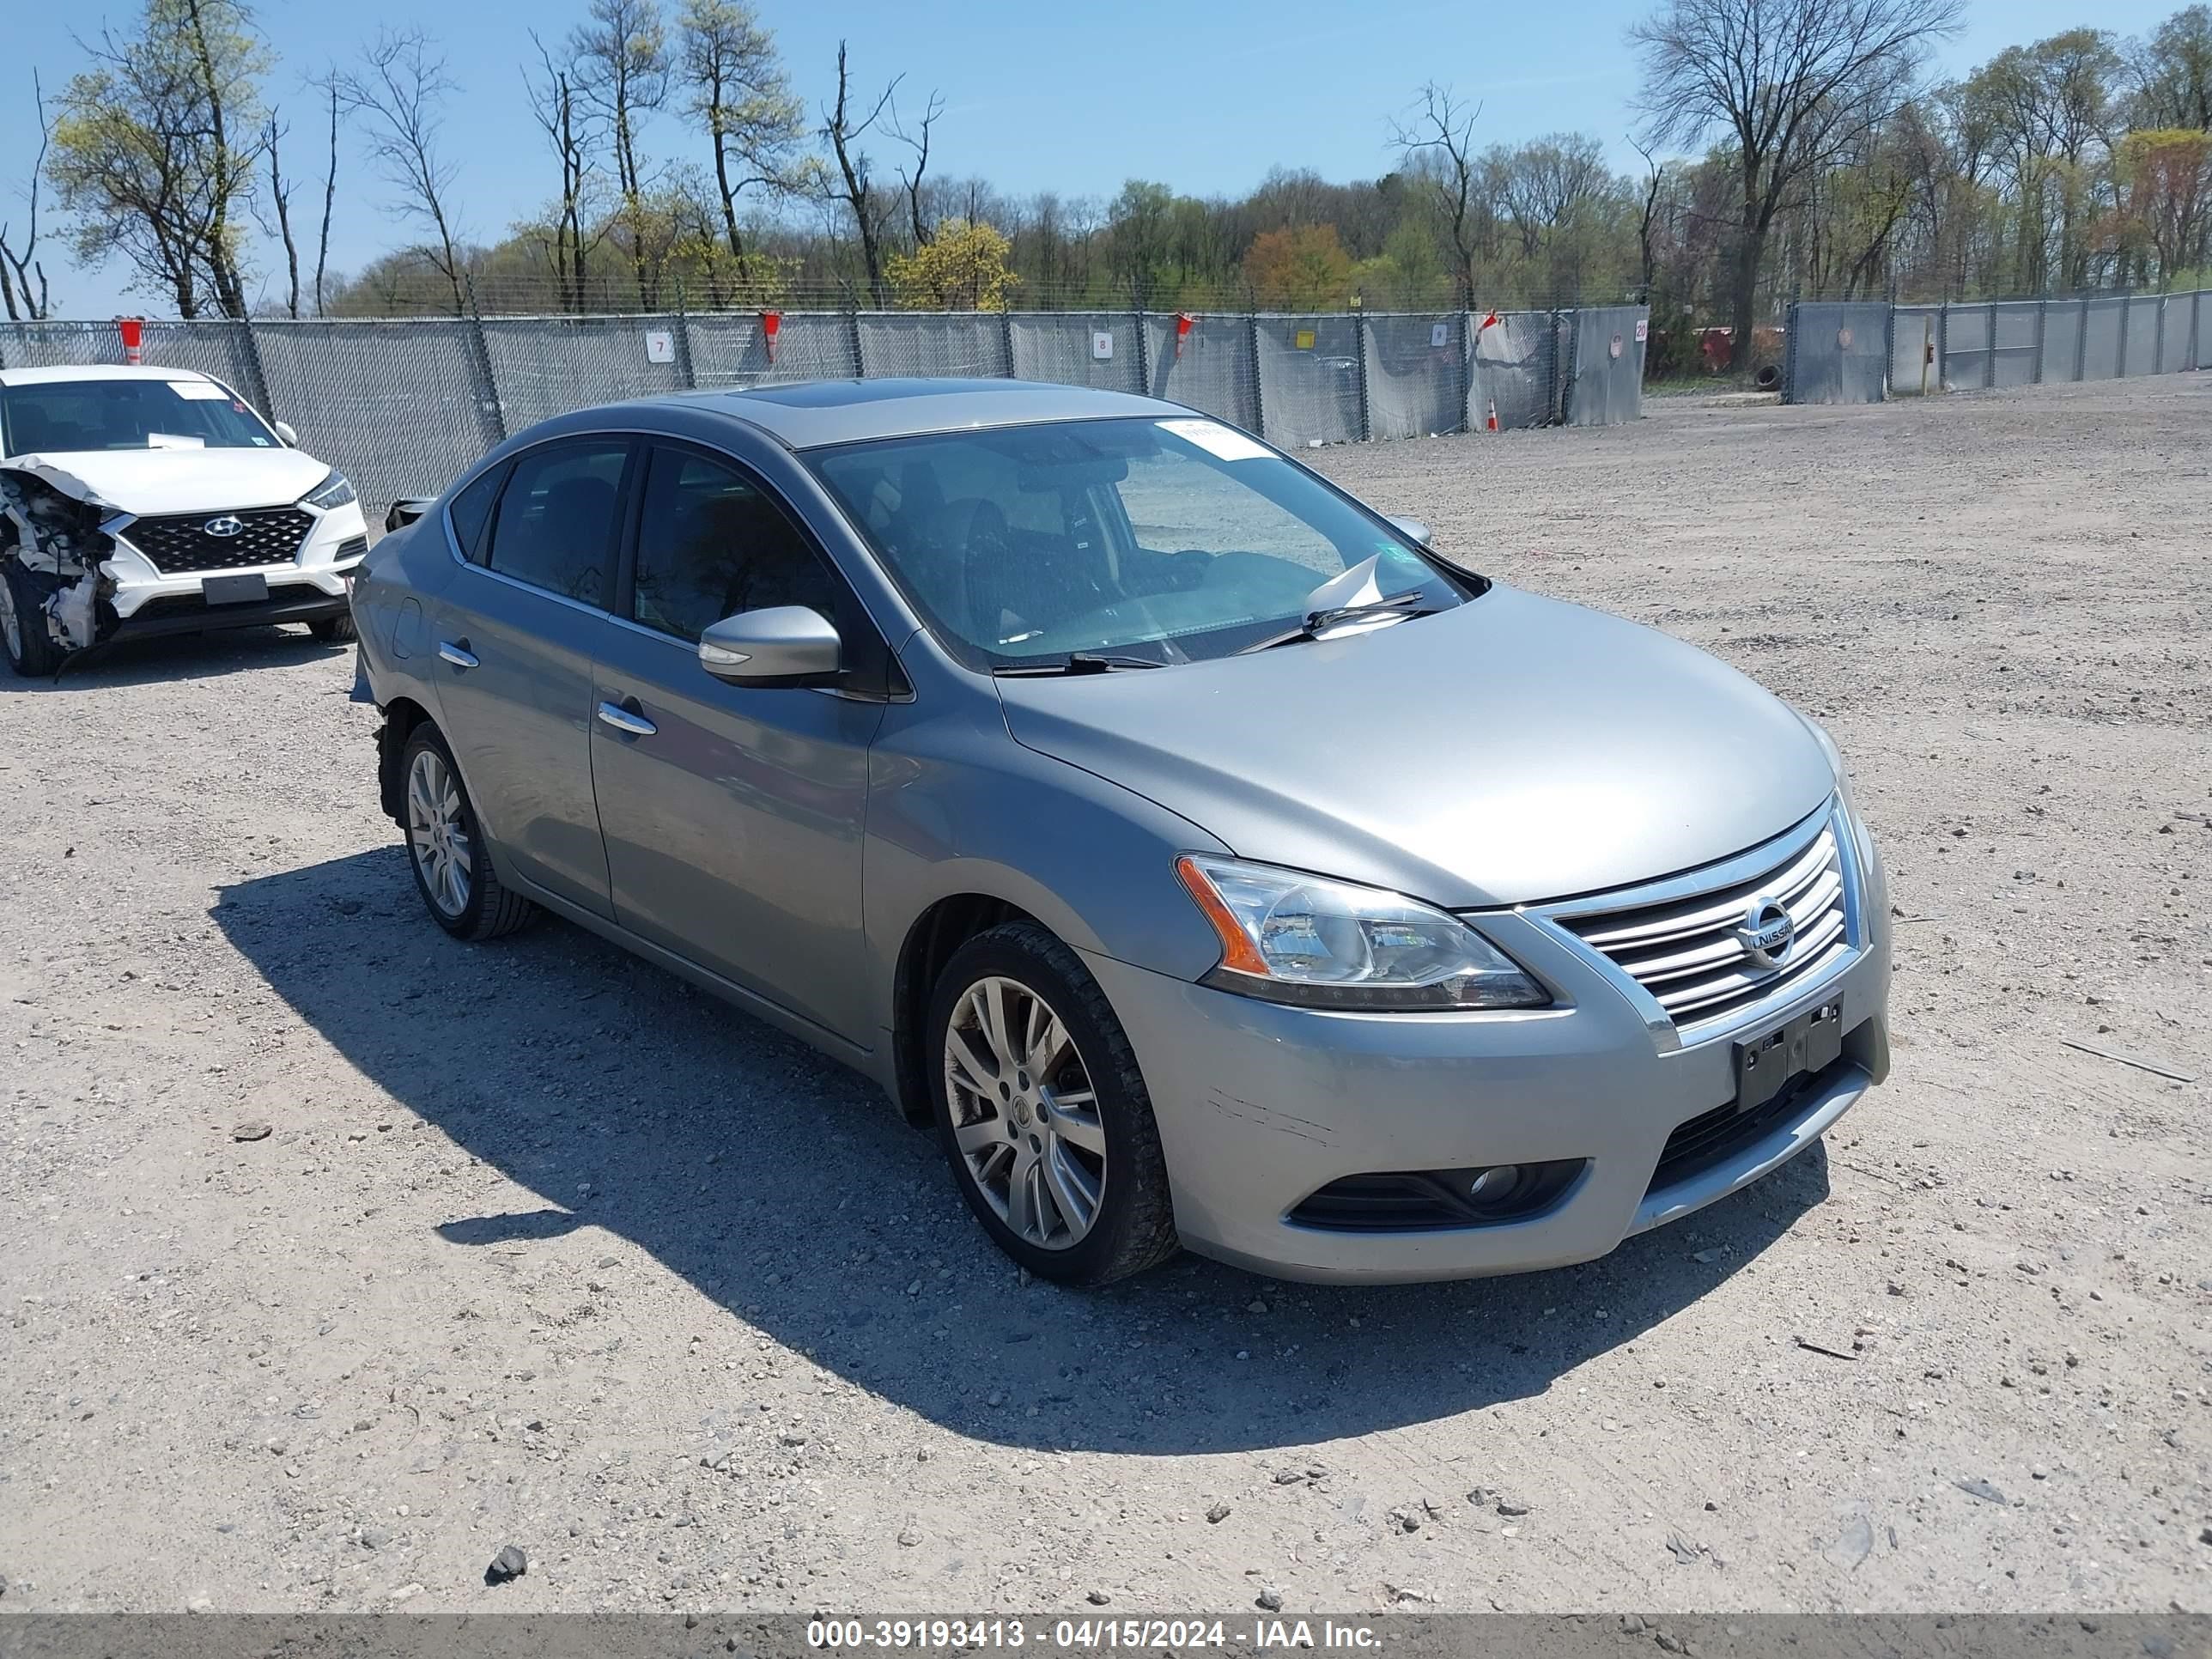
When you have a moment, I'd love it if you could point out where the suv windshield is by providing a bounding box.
[1,378,279,456]
[808,416,1475,669]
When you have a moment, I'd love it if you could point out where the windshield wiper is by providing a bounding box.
[1234,588,1437,655]
[991,652,1168,677]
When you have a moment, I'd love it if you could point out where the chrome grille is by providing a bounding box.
[125,507,313,574]
[1557,817,1850,1030]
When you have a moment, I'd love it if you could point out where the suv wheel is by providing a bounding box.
[309,613,356,644]
[0,562,61,678]
[399,724,535,940]
[927,922,1179,1285]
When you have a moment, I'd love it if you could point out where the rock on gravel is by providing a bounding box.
[485,1546,528,1584]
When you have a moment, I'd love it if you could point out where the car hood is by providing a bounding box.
[3,447,328,515]
[994,585,1836,908]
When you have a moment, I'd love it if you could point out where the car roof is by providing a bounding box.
[0,364,217,387]
[635,378,1192,450]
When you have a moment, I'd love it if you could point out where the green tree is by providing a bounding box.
[677,0,806,296]
[46,0,270,318]
[886,216,1017,309]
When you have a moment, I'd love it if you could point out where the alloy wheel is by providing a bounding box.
[944,975,1109,1249]
[406,747,472,918]
[0,576,21,660]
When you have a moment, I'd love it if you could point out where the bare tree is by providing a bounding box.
[890,88,945,249]
[569,0,672,307]
[1631,137,1667,296]
[308,70,344,316]
[1631,0,1964,371]
[179,0,265,318]
[258,112,301,315]
[1389,83,1484,307]
[0,71,53,320]
[676,0,805,296]
[818,41,899,305]
[341,28,469,316]
[526,32,604,312]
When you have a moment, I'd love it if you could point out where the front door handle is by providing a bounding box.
[595,699,657,738]
[437,640,478,669]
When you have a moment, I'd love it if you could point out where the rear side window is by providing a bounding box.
[483,441,629,606]
[630,446,839,642]
[446,464,506,563]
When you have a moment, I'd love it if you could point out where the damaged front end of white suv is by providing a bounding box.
[0,459,125,674]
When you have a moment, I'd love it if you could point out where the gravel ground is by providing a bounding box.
[2,374,2206,1617]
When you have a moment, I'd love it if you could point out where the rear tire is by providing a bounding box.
[309,612,356,644]
[0,561,62,678]
[927,921,1179,1285]
[399,723,536,941]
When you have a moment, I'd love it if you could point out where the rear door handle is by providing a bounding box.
[437,640,478,669]
[595,700,657,738]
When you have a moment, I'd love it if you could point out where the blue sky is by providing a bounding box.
[3,0,2185,318]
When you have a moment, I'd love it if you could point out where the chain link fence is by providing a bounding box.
[0,305,1644,520]
[1796,291,2209,404]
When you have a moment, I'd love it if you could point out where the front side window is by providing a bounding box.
[1,378,278,454]
[483,441,628,606]
[631,446,839,642]
[807,417,1471,668]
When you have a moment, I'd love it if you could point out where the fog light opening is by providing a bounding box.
[1290,1158,1586,1234]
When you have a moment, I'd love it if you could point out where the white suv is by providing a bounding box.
[0,364,370,675]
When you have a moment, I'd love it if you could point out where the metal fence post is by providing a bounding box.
[672,281,697,390]
[2194,288,2205,372]
[847,304,866,378]
[1133,309,1150,396]
[1883,300,1898,396]
[464,276,507,444]
[1247,306,1265,439]
[1984,301,1996,390]
[1937,301,1948,390]
[1000,308,1016,378]
[2154,295,2167,374]
[1352,304,1371,441]
[1783,301,1799,404]
[2032,299,2047,386]
[1459,310,1474,433]
[236,318,277,422]
[2076,296,2089,380]
[2117,296,2131,378]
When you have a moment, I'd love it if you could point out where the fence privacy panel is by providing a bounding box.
[1565,306,1648,426]
[253,320,501,527]
[1363,314,1464,440]
[1790,292,2208,404]
[1,305,1645,520]
[1008,313,1144,394]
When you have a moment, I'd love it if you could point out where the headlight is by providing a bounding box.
[301,470,356,510]
[1173,854,1548,1011]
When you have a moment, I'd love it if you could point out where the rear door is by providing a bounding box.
[588,440,886,1043]
[429,437,633,919]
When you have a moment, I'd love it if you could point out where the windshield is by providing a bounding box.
[0,378,279,456]
[807,416,1476,669]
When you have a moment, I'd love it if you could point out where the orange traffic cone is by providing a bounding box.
[1486,399,1499,432]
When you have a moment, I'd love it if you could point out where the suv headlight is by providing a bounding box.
[301,470,356,510]
[1174,854,1548,1011]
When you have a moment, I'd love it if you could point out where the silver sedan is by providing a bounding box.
[351,379,1890,1285]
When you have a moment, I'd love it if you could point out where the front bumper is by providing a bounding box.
[1086,805,1892,1284]
[103,498,368,632]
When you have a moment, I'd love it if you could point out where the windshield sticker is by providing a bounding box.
[167,380,229,400]
[1156,419,1270,462]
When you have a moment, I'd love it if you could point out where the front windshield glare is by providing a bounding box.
[1,379,279,455]
[807,416,1468,668]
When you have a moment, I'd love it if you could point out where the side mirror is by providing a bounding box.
[1387,515,1433,548]
[272,421,299,447]
[698,605,842,688]
[386,497,435,534]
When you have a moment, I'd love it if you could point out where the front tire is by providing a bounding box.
[399,724,536,941]
[0,562,61,678]
[927,922,1178,1285]
[309,612,356,644]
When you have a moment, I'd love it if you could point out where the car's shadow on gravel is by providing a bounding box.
[11,626,345,691]
[216,849,1827,1457]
